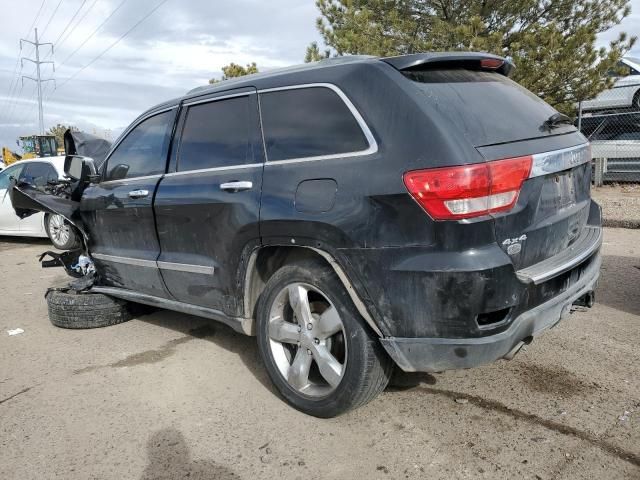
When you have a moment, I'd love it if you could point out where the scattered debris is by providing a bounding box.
[455,398,469,404]
[7,328,24,336]
[618,411,630,422]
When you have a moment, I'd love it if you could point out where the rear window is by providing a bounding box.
[260,87,369,161]
[404,69,572,147]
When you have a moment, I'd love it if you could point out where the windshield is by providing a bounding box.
[404,69,575,147]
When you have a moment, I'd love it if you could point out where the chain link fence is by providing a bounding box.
[576,63,640,185]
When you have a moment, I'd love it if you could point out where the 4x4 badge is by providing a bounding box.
[502,235,527,255]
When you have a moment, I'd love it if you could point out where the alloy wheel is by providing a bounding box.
[49,214,70,247]
[267,282,347,398]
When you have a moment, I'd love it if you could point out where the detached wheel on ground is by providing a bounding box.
[46,289,140,329]
[256,259,392,418]
[45,214,81,250]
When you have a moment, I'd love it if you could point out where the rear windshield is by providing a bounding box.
[404,69,574,147]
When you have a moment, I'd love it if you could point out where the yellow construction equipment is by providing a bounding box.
[1,135,57,166]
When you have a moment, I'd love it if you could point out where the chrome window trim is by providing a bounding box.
[257,82,378,165]
[92,253,157,269]
[99,173,164,186]
[529,143,590,178]
[157,261,214,275]
[183,90,255,107]
[163,163,263,178]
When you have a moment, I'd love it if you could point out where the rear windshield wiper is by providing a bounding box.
[542,113,574,130]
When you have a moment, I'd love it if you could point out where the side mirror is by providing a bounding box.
[64,155,98,182]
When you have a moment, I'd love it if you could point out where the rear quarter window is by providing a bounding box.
[404,69,573,147]
[260,86,370,161]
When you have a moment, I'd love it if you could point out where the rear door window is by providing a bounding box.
[105,110,173,181]
[177,96,253,171]
[404,69,574,147]
[260,86,370,161]
[20,162,58,187]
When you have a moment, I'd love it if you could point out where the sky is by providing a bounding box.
[0,0,639,150]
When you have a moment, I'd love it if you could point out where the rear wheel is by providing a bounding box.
[45,214,80,250]
[256,259,392,417]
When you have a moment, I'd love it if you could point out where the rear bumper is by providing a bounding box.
[380,251,601,372]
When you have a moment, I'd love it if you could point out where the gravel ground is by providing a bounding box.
[0,230,638,480]
[592,185,640,229]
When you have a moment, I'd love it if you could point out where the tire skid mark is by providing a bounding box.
[419,386,640,468]
[0,386,33,406]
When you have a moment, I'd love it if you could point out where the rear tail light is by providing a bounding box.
[403,156,532,220]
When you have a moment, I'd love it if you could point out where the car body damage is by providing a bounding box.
[63,130,112,169]
[8,129,108,290]
[7,54,604,417]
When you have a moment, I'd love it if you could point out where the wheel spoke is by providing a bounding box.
[312,344,343,388]
[268,318,300,344]
[317,306,342,338]
[287,348,312,390]
[287,284,313,326]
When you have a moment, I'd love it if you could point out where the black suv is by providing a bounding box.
[11,53,602,417]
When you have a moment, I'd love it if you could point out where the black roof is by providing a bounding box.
[144,52,511,115]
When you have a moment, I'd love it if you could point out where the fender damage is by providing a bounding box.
[8,129,110,289]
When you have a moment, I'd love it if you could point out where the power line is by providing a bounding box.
[25,0,47,38]
[58,2,103,51]
[40,0,65,38]
[56,0,100,50]
[54,0,171,92]
[51,0,87,47]
[59,0,129,67]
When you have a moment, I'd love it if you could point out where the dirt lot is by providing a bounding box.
[0,229,638,480]
[592,185,640,229]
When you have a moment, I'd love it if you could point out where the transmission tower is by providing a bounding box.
[20,28,55,134]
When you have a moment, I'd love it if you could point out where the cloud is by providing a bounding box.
[0,0,638,150]
[0,0,321,147]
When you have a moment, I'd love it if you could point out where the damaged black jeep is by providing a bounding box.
[11,53,602,417]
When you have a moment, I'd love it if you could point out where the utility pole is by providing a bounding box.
[20,28,55,135]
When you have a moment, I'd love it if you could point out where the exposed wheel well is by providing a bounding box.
[243,245,383,337]
[634,88,640,108]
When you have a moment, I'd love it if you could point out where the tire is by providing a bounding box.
[45,214,80,250]
[46,289,139,329]
[256,259,392,417]
[634,89,640,110]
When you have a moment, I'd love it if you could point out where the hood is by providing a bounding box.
[64,130,112,169]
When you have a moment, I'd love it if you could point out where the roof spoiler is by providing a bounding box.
[382,52,515,77]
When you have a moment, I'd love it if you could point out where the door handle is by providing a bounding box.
[220,181,253,192]
[128,189,149,199]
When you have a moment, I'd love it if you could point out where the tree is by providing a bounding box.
[305,41,331,62]
[310,0,636,114]
[46,124,78,149]
[209,62,259,84]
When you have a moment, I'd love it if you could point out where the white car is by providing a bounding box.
[0,157,80,249]
[582,57,640,112]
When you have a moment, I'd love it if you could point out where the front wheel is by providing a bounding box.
[46,214,80,250]
[256,259,392,417]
